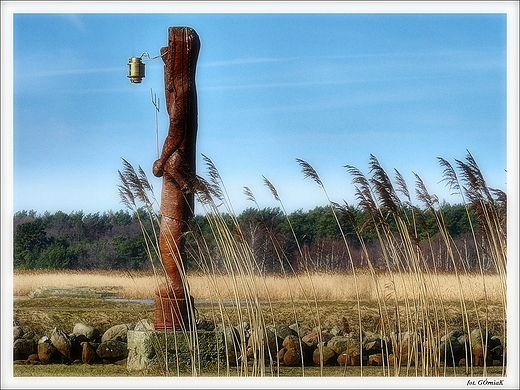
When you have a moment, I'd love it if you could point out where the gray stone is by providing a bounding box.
[469,328,493,347]
[101,323,134,343]
[289,323,306,337]
[22,330,35,340]
[268,324,298,340]
[96,340,128,359]
[50,327,72,360]
[215,325,242,365]
[73,323,100,342]
[330,326,342,336]
[312,343,337,366]
[247,328,280,359]
[327,336,359,355]
[127,330,226,371]
[13,326,24,341]
[134,319,155,332]
[13,338,37,356]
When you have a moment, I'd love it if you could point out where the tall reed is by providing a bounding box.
[117,149,506,377]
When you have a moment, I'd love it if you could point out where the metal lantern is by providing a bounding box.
[127,57,145,83]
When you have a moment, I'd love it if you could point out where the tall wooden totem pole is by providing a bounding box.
[152,27,200,330]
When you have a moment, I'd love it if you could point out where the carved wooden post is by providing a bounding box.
[152,27,200,330]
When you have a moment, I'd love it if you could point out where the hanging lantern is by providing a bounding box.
[127,57,145,83]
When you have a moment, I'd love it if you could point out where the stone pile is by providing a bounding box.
[13,316,506,369]
[13,319,154,366]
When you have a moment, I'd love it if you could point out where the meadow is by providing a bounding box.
[11,152,508,379]
[13,269,505,303]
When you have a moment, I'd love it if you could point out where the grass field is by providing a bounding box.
[13,269,505,302]
[11,269,508,380]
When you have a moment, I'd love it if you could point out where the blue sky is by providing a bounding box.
[2,2,517,217]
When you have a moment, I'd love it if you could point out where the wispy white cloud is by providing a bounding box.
[60,14,88,33]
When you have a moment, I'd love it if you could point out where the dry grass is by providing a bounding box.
[13,269,504,303]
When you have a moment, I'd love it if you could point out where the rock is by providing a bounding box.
[302,330,333,348]
[282,335,301,350]
[340,317,352,336]
[490,343,504,362]
[13,326,24,341]
[13,338,37,356]
[215,325,241,365]
[283,347,302,366]
[247,328,279,359]
[439,331,466,366]
[327,336,359,355]
[363,339,382,355]
[312,343,337,366]
[337,347,361,366]
[27,354,40,363]
[81,342,98,364]
[196,318,215,331]
[50,327,72,361]
[268,324,298,340]
[101,323,134,343]
[330,326,341,336]
[72,323,100,342]
[469,329,493,349]
[289,323,306,338]
[368,353,384,366]
[96,340,128,359]
[441,330,465,342]
[134,319,155,332]
[276,347,286,362]
[23,330,35,340]
[37,337,58,364]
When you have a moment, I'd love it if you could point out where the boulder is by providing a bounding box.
[72,323,100,342]
[27,354,40,364]
[337,346,361,366]
[283,347,302,366]
[81,342,98,364]
[283,335,302,350]
[276,347,286,362]
[13,326,24,341]
[23,330,35,340]
[13,338,37,356]
[134,319,155,332]
[96,340,128,359]
[289,323,306,338]
[247,328,279,359]
[268,324,298,340]
[101,323,134,343]
[215,325,241,365]
[50,327,72,361]
[327,336,359,355]
[368,353,384,366]
[37,336,57,364]
[302,330,333,348]
[439,331,467,366]
[312,343,337,366]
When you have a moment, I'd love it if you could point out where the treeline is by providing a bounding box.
[13,209,152,270]
[13,203,491,272]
